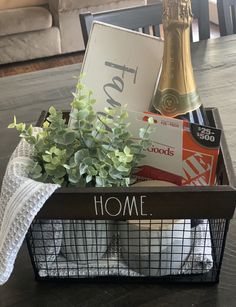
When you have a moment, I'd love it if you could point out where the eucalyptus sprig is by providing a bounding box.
[8,77,153,187]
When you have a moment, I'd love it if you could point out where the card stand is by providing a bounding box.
[26,108,236,283]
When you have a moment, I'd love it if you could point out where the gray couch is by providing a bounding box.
[0,0,146,65]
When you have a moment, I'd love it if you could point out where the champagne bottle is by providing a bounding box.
[152,0,208,126]
[152,0,208,227]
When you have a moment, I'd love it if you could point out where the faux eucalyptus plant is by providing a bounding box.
[9,77,153,187]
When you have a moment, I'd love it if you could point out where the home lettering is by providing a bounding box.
[94,195,148,217]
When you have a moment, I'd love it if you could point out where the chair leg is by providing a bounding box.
[217,0,234,36]
[198,0,210,40]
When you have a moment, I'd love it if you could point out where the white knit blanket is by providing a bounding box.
[0,136,59,285]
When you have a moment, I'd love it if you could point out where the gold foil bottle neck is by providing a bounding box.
[163,0,193,28]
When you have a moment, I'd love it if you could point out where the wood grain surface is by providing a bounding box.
[0,52,84,78]
[0,35,236,306]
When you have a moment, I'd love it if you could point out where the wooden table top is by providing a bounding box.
[0,34,236,306]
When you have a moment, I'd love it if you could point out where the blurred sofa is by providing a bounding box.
[0,0,146,64]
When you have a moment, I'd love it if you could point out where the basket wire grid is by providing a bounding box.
[26,218,229,283]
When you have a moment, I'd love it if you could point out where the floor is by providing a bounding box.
[0,23,220,78]
[0,52,84,78]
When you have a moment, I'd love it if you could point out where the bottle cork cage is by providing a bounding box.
[26,108,236,283]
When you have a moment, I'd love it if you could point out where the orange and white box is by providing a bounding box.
[128,111,221,186]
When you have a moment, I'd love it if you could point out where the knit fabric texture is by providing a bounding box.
[0,135,59,285]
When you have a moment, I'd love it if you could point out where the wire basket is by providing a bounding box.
[26,108,236,283]
[26,218,229,282]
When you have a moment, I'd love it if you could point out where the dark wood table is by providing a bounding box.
[0,35,236,306]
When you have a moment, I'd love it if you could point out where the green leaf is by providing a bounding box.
[51,156,60,165]
[104,107,116,116]
[116,164,129,172]
[109,168,123,180]
[33,163,42,174]
[139,127,148,139]
[125,177,130,186]
[77,109,89,120]
[45,169,56,177]
[52,177,64,185]
[113,127,122,135]
[79,163,88,176]
[31,172,43,179]
[42,155,52,163]
[124,146,130,155]
[50,146,62,156]
[69,109,78,120]
[7,115,17,129]
[96,176,106,187]
[27,124,33,135]
[45,163,56,171]
[99,168,108,178]
[43,121,50,128]
[141,140,152,148]
[83,135,96,148]
[120,131,131,140]
[55,131,76,145]
[68,175,79,184]
[76,82,85,91]
[122,155,133,163]
[16,123,26,132]
[87,165,97,176]
[82,157,94,166]
[74,149,89,164]
[8,123,16,129]
[49,106,57,115]
[67,168,80,183]
[86,175,92,183]
[28,162,43,180]
[53,165,66,178]
[63,164,71,170]
[119,110,128,120]
[89,98,96,105]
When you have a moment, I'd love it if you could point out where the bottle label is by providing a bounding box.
[153,88,201,117]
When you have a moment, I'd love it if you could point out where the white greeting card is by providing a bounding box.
[81,21,164,113]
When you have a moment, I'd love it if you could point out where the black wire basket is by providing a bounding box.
[26,108,236,283]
